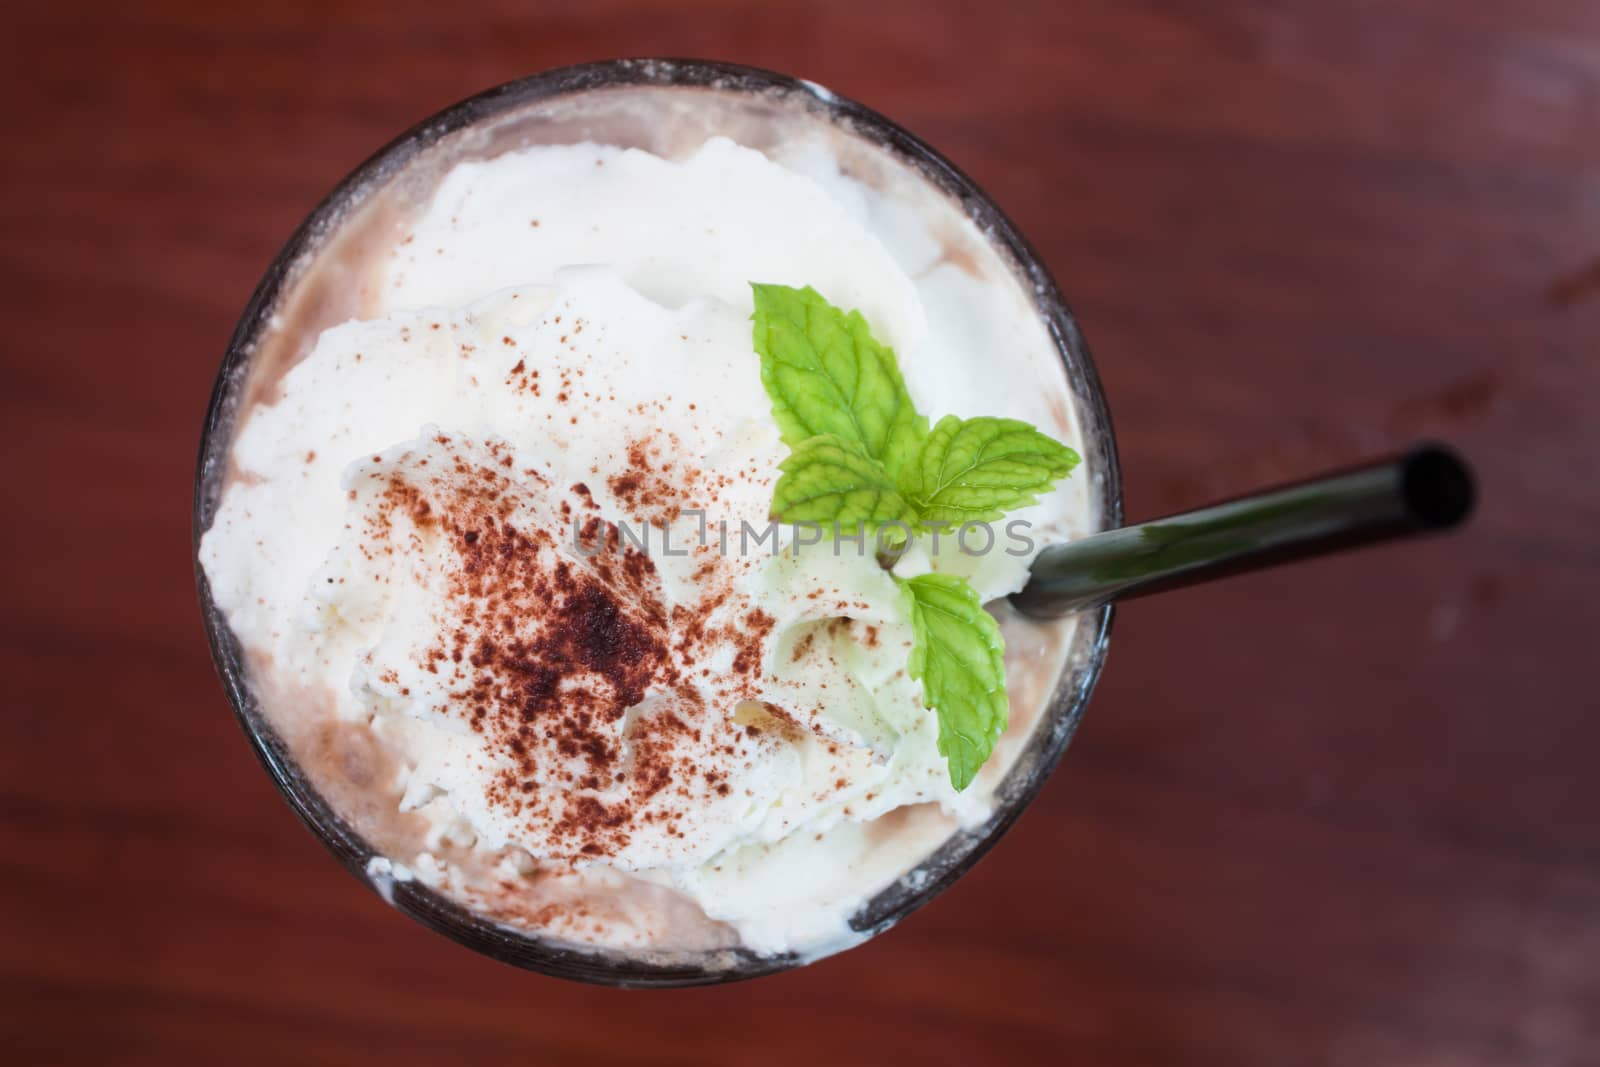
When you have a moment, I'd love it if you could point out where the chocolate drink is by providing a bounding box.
[196,62,1114,976]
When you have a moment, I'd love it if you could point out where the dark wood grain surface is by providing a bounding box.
[3,2,1597,1063]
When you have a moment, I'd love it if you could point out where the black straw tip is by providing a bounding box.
[1402,443,1475,528]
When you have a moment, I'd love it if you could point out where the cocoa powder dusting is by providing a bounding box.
[606,438,703,526]
[360,433,785,864]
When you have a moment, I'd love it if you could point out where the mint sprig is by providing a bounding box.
[751,283,1081,790]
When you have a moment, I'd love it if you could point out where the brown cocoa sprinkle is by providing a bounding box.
[758,703,807,743]
[601,436,706,526]
[731,610,776,677]
[354,434,829,865]
[608,470,642,499]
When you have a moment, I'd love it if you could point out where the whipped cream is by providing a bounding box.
[201,132,1092,957]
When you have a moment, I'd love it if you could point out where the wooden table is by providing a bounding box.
[4,2,1597,1063]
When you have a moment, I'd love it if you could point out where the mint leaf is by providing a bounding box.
[751,284,927,478]
[901,415,1081,528]
[771,435,917,534]
[903,572,1008,791]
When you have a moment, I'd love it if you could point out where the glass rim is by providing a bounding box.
[192,57,1124,987]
